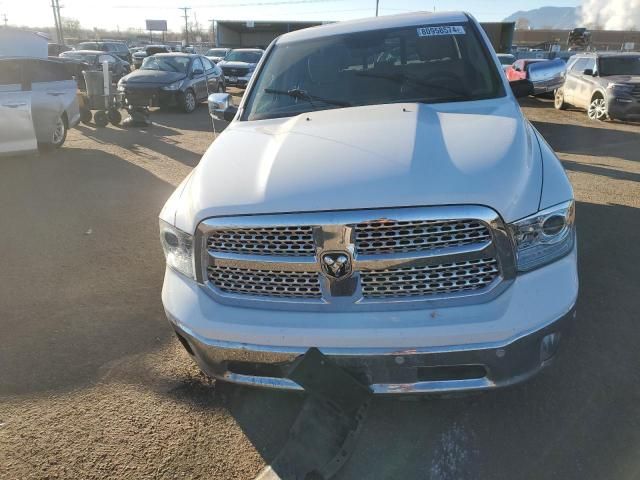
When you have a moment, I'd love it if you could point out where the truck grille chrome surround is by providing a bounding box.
[195,206,517,312]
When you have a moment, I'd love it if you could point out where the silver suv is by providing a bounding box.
[555,52,640,121]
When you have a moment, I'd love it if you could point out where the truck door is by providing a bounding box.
[0,59,37,154]
[27,59,77,145]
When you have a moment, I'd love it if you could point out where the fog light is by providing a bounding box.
[540,332,562,362]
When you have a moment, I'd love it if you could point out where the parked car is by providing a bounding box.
[505,58,566,95]
[75,41,131,63]
[160,12,577,395]
[132,45,171,69]
[497,53,515,71]
[205,47,231,64]
[217,48,263,87]
[0,57,80,153]
[48,42,72,56]
[60,50,131,82]
[555,52,640,121]
[117,53,224,113]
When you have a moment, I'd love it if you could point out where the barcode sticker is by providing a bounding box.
[417,25,466,37]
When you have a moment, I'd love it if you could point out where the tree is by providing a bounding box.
[61,17,81,38]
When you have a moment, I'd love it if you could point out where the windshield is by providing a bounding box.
[60,52,97,63]
[599,56,640,76]
[140,56,190,73]
[77,42,101,51]
[207,49,228,57]
[225,50,262,63]
[243,22,504,121]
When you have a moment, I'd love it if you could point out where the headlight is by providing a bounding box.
[159,220,194,278]
[607,83,633,93]
[117,80,126,92]
[162,80,184,91]
[509,200,575,272]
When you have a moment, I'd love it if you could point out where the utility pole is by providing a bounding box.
[179,7,191,45]
[375,0,379,17]
[51,0,60,41]
[2,13,8,27]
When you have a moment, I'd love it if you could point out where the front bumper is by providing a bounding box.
[122,87,181,107]
[224,74,252,87]
[172,308,575,394]
[163,248,578,394]
[607,96,640,120]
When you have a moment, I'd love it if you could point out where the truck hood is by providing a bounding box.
[176,99,542,232]
[600,74,640,84]
[219,61,256,69]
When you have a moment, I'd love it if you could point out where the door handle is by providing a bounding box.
[47,92,65,96]
[2,103,26,108]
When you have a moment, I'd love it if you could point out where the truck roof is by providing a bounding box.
[277,11,470,44]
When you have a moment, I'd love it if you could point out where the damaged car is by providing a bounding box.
[161,12,577,395]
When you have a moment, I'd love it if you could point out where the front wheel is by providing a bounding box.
[554,89,567,110]
[51,115,67,148]
[587,96,607,121]
[182,89,197,113]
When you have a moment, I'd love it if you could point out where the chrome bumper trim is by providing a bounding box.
[170,306,576,395]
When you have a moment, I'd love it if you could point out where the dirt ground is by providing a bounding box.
[1,95,639,480]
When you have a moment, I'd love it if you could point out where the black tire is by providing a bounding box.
[80,108,92,124]
[182,89,197,113]
[94,110,109,127]
[554,89,567,110]
[108,109,122,125]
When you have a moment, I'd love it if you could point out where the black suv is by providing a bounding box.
[75,41,131,63]
[555,52,640,121]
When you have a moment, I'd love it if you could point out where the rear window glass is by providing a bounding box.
[77,42,102,51]
[27,60,74,82]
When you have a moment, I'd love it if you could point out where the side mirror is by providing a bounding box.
[583,68,595,76]
[208,93,237,122]
[510,79,534,98]
[191,69,204,77]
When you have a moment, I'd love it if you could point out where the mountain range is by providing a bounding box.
[503,6,579,29]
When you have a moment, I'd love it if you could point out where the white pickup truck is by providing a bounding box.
[160,12,578,394]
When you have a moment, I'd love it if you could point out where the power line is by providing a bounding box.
[179,6,191,44]
[114,0,344,9]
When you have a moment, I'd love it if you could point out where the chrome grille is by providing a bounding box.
[207,226,314,256]
[353,219,491,255]
[361,258,500,298]
[631,85,640,101]
[197,207,514,310]
[207,265,321,298]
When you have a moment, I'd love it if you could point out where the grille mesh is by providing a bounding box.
[207,265,321,298]
[353,219,491,255]
[207,226,315,256]
[360,258,499,298]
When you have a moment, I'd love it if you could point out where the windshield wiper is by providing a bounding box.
[264,88,351,108]
[355,71,468,98]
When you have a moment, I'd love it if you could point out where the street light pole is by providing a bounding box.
[375,0,379,17]
[180,6,191,45]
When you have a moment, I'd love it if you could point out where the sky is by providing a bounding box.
[1,0,582,32]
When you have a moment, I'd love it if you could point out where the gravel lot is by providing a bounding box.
[1,95,639,480]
